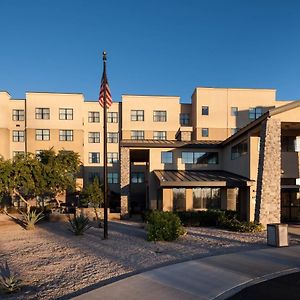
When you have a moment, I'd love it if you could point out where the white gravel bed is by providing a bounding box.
[0,214,280,300]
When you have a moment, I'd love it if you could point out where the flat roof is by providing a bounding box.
[154,170,254,187]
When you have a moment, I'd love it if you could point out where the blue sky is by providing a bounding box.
[0,0,300,103]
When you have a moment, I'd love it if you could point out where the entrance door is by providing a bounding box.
[281,189,300,222]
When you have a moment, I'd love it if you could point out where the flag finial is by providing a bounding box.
[103,51,107,62]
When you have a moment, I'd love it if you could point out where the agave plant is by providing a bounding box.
[0,262,22,294]
[21,210,44,230]
[69,214,91,235]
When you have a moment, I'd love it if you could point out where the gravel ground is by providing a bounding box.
[0,213,297,300]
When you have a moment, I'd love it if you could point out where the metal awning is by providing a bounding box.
[154,170,254,187]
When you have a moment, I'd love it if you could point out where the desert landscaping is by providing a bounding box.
[2,213,299,300]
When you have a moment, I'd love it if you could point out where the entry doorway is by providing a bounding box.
[281,189,300,222]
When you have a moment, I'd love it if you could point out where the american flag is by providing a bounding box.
[99,72,112,108]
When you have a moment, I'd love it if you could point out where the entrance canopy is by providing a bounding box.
[154,170,254,188]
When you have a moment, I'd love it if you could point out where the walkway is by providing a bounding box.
[72,244,300,300]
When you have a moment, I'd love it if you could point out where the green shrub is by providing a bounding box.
[68,214,91,235]
[146,211,185,241]
[21,210,44,230]
[0,262,22,294]
[219,218,263,233]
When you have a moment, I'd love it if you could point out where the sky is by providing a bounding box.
[0,0,300,103]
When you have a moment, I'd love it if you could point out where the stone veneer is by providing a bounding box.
[120,147,130,218]
[255,118,281,227]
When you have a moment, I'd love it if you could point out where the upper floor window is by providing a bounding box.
[131,130,144,140]
[249,107,263,120]
[281,136,300,152]
[108,112,118,123]
[88,111,100,123]
[107,152,118,163]
[108,172,119,184]
[12,109,25,121]
[131,110,144,121]
[202,106,209,116]
[35,108,50,120]
[161,151,173,164]
[59,108,73,120]
[202,128,209,137]
[12,130,25,142]
[231,107,238,116]
[131,172,145,183]
[180,113,190,125]
[36,129,50,141]
[88,132,100,143]
[107,132,118,143]
[13,151,25,157]
[153,110,167,122]
[182,151,219,164]
[89,152,100,164]
[59,130,73,141]
[231,140,248,159]
[153,131,166,140]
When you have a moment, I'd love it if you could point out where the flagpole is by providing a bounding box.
[103,51,108,239]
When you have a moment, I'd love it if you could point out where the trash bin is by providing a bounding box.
[267,223,289,247]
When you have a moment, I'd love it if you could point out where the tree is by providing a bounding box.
[80,177,104,221]
[37,149,81,207]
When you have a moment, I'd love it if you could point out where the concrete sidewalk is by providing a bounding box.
[72,244,300,300]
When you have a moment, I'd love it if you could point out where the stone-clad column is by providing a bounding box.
[120,147,130,218]
[255,118,281,227]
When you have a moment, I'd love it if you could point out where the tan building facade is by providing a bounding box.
[0,88,299,225]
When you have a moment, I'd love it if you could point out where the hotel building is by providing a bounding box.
[0,87,299,226]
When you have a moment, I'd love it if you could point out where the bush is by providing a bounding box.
[0,262,22,294]
[68,214,91,235]
[177,209,263,233]
[146,211,185,241]
[21,210,44,230]
[177,210,226,227]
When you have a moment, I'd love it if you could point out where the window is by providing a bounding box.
[88,111,100,123]
[12,130,25,142]
[88,172,100,183]
[13,151,25,157]
[107,132,118,143]
[108,112,118,123]
[88,132,100,143]
[202,106,209,116]
[231,107,238,116]
[282,136,300,152]
[202,128,209,137]
[59,108,73,120]
[249,107,263,120]
[153,110,167,122]
[108,172,118,184]
[161,151,173,164]
[153,131,166,140]
[180,113,190,125]
[231,140,248,159]
[182,152,219,164]
[35,129,50,141]
[231,128,238,135]
[173,188,185,211]
[193,188,221,209]
[131,130,144,140]
[35,108,50,119]
[131,110,144,121]
[89,152,100,163]
[59,130,73,141]
[107,152,118,163]
[12,109,25,121]
[131,172,145,183]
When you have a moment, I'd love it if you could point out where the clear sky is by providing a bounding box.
[0,0,300,103]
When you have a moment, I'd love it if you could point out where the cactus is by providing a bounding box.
[21,209,44,230]
[68,214,91,235]
[0,262,22,293]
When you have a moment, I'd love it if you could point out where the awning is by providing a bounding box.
[153,170,254,187]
